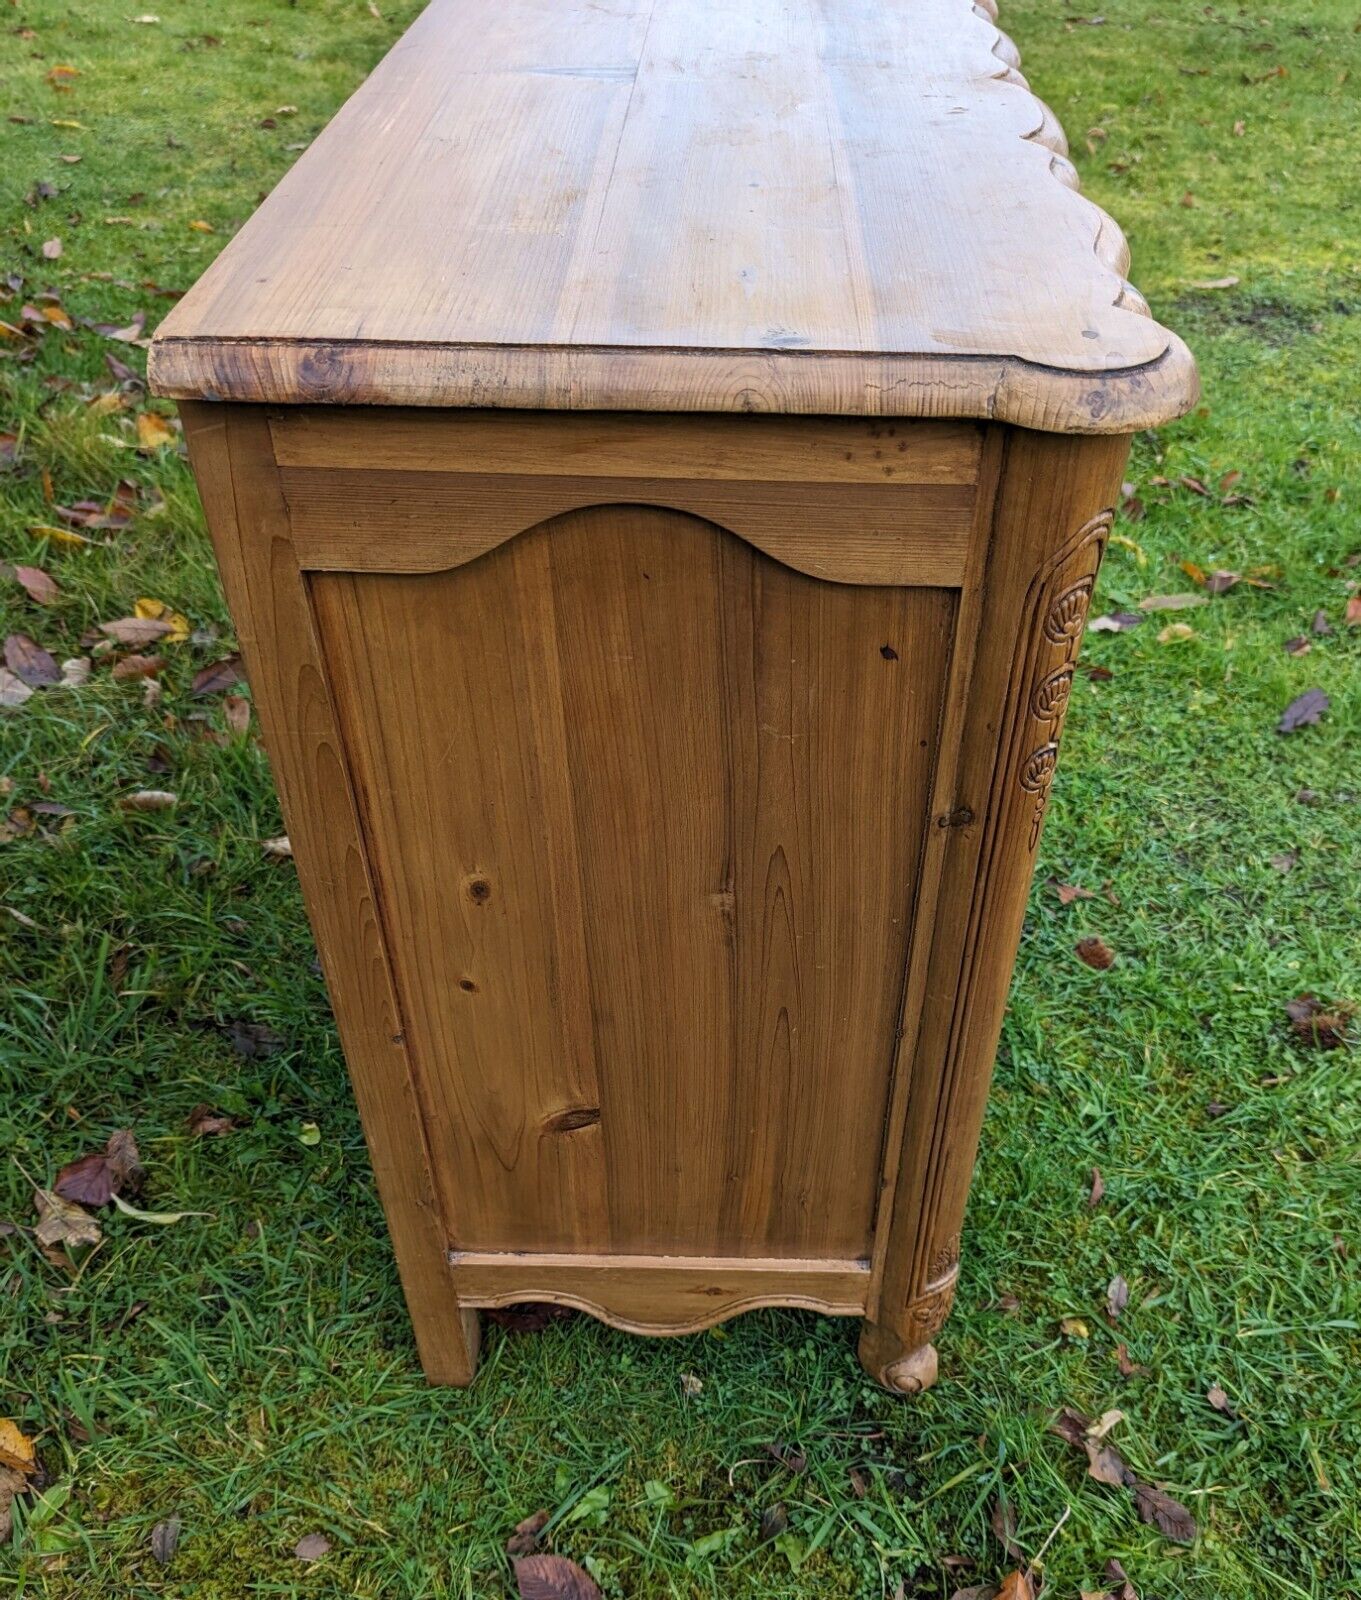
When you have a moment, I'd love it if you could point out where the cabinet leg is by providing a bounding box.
[419,1305,481,1387]
[859,1318,939,1395]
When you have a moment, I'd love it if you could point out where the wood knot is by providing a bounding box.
[937,806,975,829]
[543,1106,601,1134]
[465,875,492,904]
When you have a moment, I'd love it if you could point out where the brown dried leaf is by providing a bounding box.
[187,1104,237,1137]
[11,566,59,605]
[111,653,165,681]
[191,655,243,696]
[151,1516,181,1566]
[1054,881,1095,905]
[293,1532,331,1561]
[767,1441,808,1475]
[1204,570,1240,594]
[1051,1407,1093,1449]
[1312,609,1333,636]
[223,694,251,734]
[1345,596,1361,627]
[1105,1557,1139,1600]
[1131,1481,1197,1544]
[1106,1274,1129,1319]
[1206,1383,1236,1417]
[758,1502,788,1542]
[100,616,173,646]
[514,1554,604,1600]
[505,1508,550,1557]
[1075,936,1115,971]
[1085,1439,1132,1488]
[1277,689,1329,733]
[1088,1167,1105,1207]
[33,1187,102,1249]
[995,1571,1034,1600]
[989,1495,1024,1561]
[0,668,33,708]
[4,632,60,686]
[1285,995,1350,1051]
[0,1465,26,1544]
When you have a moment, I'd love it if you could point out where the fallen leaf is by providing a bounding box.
[32,521,92,548]
[298,1122,322,1147]
[1088,1167,1105,1207]
[0,1421,36,1478]
[989,1495,1024,1561]
[1137,593,1207,612]
[100,617,174,646]
[1285,995,1350,1051]
[1277,689,1329,733]
[1269,851,1298,873]
[505,1509,550,1557]
[10,565,59,605]
[1131,1481,1197,1544]
[680,1371,704,1397]
[134,596,190,643]
[1189,275,1239,290]
[1206,1383,1236,1417]
[0,1466,26,1544]
[1087,1408,1125,1441]
[1087,612,1144,633]
[1104,1557,1139,1600]
[188,219,216,234]
[151,1516,181,1566]
[111,653,165,681]
[4,633,61,686]
[848,1466,869,1498]
[42,237,62,259]
[1075,936,1115,971]
[0,669,34,708]
[1204,570,1240,594]
[1156,622,1195,643]
[1312,609,1333,636]
[767,1442,808,1475]
[1345,596,1361,627]
[187,1104,237,1137]
[223,694,251,734]
[223,1018,284,1058]
[60,657,91,688]
[262,834,293,860]
[33,1187,102,1249]
[1106,1274,1129,1319]
[1283,636,1311,656]
[293,1532,331,1562]
[118,790,178,811]
[191,655,243,696]
[513,1554,603,1600]
[759,1503,788,1542]
[1059,1316,1090,1339]
[112,1193,211,1225]
[136,411,176,451]
[1115,1342,1143,1378]
[1053,881,1095,906]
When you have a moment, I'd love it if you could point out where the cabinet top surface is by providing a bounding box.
[149,0,1197,433]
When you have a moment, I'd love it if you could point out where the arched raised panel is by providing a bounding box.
[308,503,959,1258]
[280,466,974,587]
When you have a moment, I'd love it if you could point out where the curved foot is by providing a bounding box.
[882,1343,938,1395]
[858,1319,939,1396]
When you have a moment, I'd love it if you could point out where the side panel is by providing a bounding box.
[311,505,957,1259]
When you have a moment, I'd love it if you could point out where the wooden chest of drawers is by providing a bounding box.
[150,0,1196,1391]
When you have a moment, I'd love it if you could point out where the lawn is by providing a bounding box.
[2,1,1359,1595]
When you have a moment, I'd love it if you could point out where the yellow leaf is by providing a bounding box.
[134,598,190,643]
[49,118,86,130]
[188,219,215,234]
[1158,622,1196,643]
[87,391,124,415]
[0,1420,36,1479]
[30,522,91,548]
[1059,1317,1090,1339]
[40,304,74,331]
[135,411,175,451]
[1108,532,1147,566]
[1180,560,1208,586]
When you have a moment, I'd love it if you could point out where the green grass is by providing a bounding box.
[2,0,1359,1594]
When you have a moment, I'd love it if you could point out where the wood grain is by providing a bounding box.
[280,467,974,586]
[452,1251,868,1334]
[148,0,1197,432]
[179,402,479,1384]
[310,503,956,1260]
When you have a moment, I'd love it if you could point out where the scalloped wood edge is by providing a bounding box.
[150,337,1196,437]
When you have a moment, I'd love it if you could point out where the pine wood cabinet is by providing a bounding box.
[151,0,1196,1391]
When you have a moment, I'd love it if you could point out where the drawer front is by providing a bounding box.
[311,503,958,1258]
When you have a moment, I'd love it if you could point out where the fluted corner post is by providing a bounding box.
[861,427,1132,1394]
